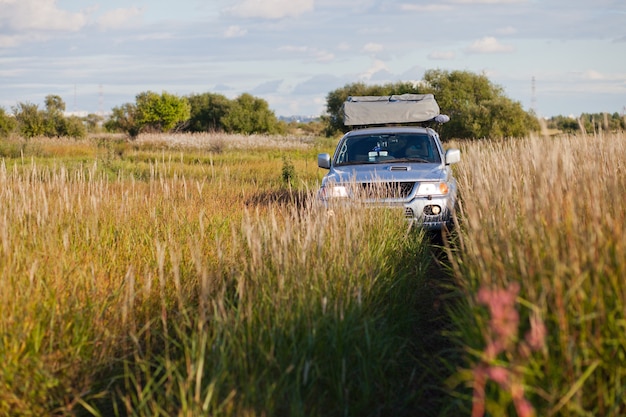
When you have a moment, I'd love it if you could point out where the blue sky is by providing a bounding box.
[1,0,624,118]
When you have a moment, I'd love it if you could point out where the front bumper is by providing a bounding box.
[319,191,456,231]
[402,196,455,230]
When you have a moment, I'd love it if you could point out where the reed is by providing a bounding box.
[446,132,626,416]
[0,133,440,416]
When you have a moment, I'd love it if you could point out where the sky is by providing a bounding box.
[0,0,625,119]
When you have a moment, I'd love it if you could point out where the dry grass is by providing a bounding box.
[0,133,432,416]
[446,132,626,416]
[134,132,318,151]
[4,129,623,415]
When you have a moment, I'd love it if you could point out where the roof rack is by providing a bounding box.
[342,94,449,126]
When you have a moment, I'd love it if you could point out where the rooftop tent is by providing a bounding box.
[342,93,442,126]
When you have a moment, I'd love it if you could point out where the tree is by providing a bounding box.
[221,93,283,134]
[44,94,65,116]
[546,115,579,133]
[84,113,105,133]
[578,112,625,133]
[57,115,86,138]
[135,91,191,133]
[421,69,539,138]
[323,71,539,139]
[0,107,17,138]
[105,91,190,137]
[43,94,64,136]
[105,103,140,137]
[186,92,233,132]
[13,102,46,138]
[11,96,85,139]
[324,81,420,135]
[42,95,85,138]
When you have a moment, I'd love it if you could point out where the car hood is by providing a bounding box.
[324,162,447,184]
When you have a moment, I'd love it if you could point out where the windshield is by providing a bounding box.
[334,133,441,166]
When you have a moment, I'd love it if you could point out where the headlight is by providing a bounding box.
[320,185,349,199]
[416,182,449,196]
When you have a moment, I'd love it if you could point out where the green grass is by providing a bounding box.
[0,133,449,416]
[445,132,626,416]
[4,130,622,416]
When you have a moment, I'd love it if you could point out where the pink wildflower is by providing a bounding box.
[471,365,487,417]
[486,366,510,387]
[511,382,536,417]
[471,282,538,417]
[477,282,520,357]
[514,397,536,417]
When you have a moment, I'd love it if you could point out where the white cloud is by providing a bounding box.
[278,45,334,62]
[0,0,87,31]
[279,45,309,53]
[362,42,384,53]
[580,70,626,83]
[97,7,143,30]
[226,0,314,19]
[465,36,515,53]
[0,34,24,48]
[359,59,390,81]
[313,50,335,62]
[428,50,456,60]
[400,4,452,12]
[583,70,605,80]
[337,42,351,51]
[223,25,248,38]
[495,26,517,35]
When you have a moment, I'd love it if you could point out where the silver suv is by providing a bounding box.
[317,125,461,230]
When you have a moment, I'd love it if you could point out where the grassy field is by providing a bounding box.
[447,132,626,416]
[0,131,624,416]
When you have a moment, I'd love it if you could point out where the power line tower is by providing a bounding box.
[531,76,537,115]
[98,84,104,117]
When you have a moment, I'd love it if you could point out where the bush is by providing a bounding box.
[13,102,46,138]
[221,93,284,134]
[186,92,233,132]
[0,107,17,138]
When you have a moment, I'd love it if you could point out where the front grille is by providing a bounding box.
[357,182,415,199]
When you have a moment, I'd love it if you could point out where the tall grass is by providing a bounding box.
[446,132,626,416]
[0,133,442,416]
[9,130,622,416]
[104,203,435,416]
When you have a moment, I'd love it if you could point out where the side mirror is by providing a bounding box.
[445,149,461,165]
[318,153,331,169]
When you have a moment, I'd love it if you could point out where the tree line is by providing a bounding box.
[546,113,625,134]
[0,91,286,140]
[1,70,624,140]
[324,69,541,138]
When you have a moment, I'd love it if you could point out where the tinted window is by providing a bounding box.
[334,133,440,165]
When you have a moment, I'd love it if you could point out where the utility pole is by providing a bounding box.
[531,76,537,115]
[98,84,104,117]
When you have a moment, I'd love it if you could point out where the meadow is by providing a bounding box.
[0,130,624,416]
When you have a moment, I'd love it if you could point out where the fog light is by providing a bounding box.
[424,205,442,216]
